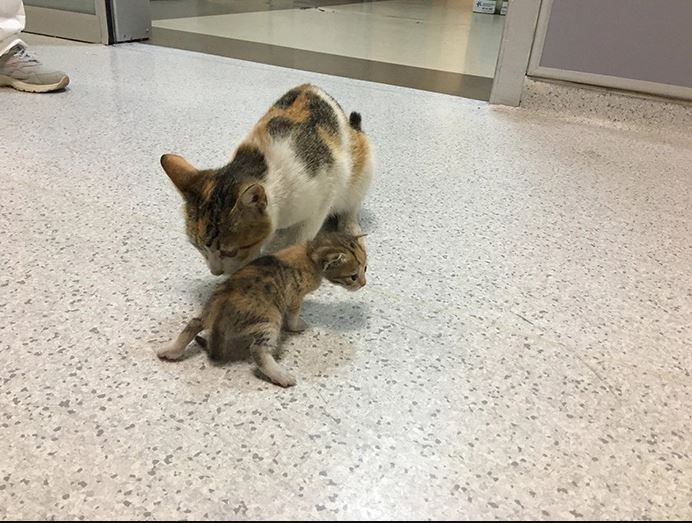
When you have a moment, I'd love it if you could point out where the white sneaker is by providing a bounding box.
[0,45,69,93]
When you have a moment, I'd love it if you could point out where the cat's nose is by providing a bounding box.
[210,266,224,276]
[358,276,366,287]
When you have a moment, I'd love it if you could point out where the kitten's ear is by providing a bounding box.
[161,154,200,195]
[239,184,267,211]
[322,252,346,271]
[352,233,368,246]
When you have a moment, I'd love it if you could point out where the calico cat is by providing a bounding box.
[161,84,373,276]
[156,232,367,387]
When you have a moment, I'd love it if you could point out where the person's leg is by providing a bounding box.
[0,0,25,55]
[0,0,70,93]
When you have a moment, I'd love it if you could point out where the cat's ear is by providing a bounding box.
[239,184,267,211]
[160,154,200,195]
[322,252,346,271]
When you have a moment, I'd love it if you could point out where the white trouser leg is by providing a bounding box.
[0,0,25,57]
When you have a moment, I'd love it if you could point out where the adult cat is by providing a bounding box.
[160,84,373,275]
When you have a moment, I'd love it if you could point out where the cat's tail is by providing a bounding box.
[349,111,362,132]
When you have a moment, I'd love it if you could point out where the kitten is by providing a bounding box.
[156,232,367,387]
[161,84,373,276]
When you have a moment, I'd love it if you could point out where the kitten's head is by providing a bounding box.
[161,152,272,275]
[310,232,368,291]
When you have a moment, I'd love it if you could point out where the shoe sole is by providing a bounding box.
[0,75,69,93]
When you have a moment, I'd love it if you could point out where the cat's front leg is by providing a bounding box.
[284,301,308,332]
[257,229,280,255]
[335,210,363,236]
[263,226,296,253]
[272,211,329,251]
[157,317,203,360]
[293,205,332,244]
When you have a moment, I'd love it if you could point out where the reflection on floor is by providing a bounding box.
[3,34,692,520]
[150,0,368,19]
[153,0,504,78]
[148,0,504,99]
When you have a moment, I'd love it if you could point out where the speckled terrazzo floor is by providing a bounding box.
[2,35,691,520]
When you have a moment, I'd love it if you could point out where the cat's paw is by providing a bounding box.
[156,344,185,360]
[273,372,297,388]
[285,317,308,333]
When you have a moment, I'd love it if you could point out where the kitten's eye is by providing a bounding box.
[364,266,367,273]
[350,274,358,281]
[220,248,238,258]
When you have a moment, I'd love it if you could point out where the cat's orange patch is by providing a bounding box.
[350,129,369,183]
[281,88,312,122]
[248,87,313,148]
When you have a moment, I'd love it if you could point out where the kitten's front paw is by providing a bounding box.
[259,366,296,387]
[156,344,185,361]
[285,317,308,333]
[272,371,297,388]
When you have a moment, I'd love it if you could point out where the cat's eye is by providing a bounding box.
[205,235,220,250]
[350,274,358,281]
[220,248,238,258]
[364,266,367,273]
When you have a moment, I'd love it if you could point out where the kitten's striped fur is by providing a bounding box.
[157,232,367,387]
[161,84,373,276]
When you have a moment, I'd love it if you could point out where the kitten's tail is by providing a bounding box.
[203,322,248,363]
[205,323,227,363]
[349,111,362,132]
[195,333,207,349]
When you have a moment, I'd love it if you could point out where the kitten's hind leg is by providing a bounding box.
[157,317,204,360]
[250,326,296,387]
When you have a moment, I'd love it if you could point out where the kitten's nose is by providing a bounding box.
[210,267,224,276]
[358,276,366,288]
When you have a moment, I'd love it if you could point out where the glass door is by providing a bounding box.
[148,0,508,101]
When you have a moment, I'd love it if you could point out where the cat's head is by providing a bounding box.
[161,152,273,275]
[310,232,368,291]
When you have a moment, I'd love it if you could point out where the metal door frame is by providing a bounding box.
[490,0,543,106]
